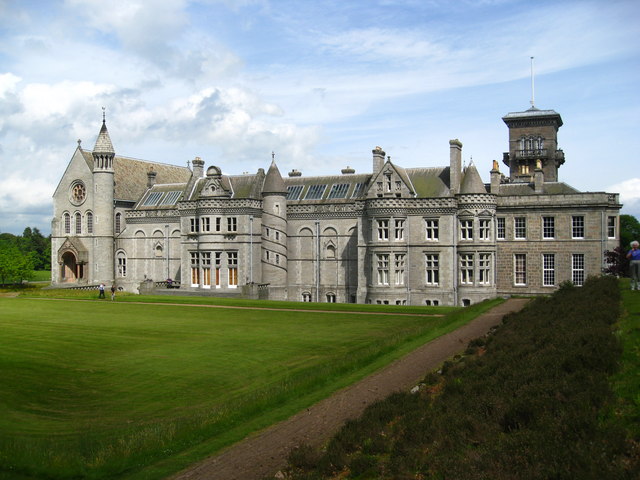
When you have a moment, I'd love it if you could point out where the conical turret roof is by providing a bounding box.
[93,119,115,154]
[262,160,287,195]
[459,162,487,194]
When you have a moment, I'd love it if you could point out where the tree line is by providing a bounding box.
[0,227,50,284]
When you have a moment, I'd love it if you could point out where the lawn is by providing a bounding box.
[0,295,497,479]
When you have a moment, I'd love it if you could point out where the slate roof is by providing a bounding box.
[498,182,579,196]
[81,150,192,202]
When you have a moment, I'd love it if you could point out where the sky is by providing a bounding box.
[0,0,639,235]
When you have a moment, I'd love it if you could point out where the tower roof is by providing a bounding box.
[262,160,287,195]
[459,162,487,194]
[93,120,115,154]
[502,107,563,127]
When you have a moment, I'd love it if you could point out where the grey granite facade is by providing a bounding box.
[51,106,621,305]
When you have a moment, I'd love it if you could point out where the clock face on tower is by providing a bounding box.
[70,181,86,205]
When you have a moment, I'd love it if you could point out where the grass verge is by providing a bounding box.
[0,294,498,479]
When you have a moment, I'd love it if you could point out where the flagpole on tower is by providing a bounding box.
[530,56,535,108]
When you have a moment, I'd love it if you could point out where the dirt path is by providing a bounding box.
[170,298,529,480]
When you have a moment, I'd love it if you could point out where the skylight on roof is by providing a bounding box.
[305,184,327,200]
[351,182,367,198]
[141,192,163,206]
[159,191,182,205]
[327,183,349,199]
[286,185,303,200]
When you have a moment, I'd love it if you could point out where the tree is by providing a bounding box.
[620,214,640,250]
[0,244,35,284]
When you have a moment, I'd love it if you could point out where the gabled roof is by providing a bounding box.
[405,167,451,197]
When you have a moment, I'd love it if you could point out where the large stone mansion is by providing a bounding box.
[51,104,621,306]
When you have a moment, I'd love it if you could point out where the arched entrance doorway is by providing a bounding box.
[61,251,83,282]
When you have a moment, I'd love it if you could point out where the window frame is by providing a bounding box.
[514,217,527,240]
[572,215,585,239]
[542,216,555,239]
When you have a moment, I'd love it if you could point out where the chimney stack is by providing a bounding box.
[449,139,462,195]
[372,146,385,173]
[147,167,157,189]
[534,159,544,193]
[490,160,501,194]
[192,156,204,178]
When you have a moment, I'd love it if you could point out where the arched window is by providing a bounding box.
[326,244,336,259]
[116,251,127,277]
[326,292,336,303]
[86,212,93,234]
[155,244,163,257]
[115,213,122,234]
[63,213,71,234]
[302,292,312,302]
[75,212,82,234]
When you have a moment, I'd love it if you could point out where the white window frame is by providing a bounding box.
[542,253,555,287]
[496,217,505,240]
[227,217,238,233]
[607,216,616,239]
[514,217,526,239]
[572,215,584,239]
[572,253,585,286]
[514,253,527,285]
[542,216,555,239]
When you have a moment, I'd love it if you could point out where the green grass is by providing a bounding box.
[612,279,640,439]
[0,294,499,479]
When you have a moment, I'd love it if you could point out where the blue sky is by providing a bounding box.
[1,0,639,235]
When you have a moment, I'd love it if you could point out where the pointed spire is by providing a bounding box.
[93,107,115,154]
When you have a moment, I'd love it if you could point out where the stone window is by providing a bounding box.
[116,251,127,277]
[460,219,473,240]
[376,253,389,285]
[460,253,474,285]
[227,217,237,232]
[75,212,82,235]
[64,212,71,234]
[201,252,211,288]
[394,219,405,241]
[227,251,238,286]
[425,254,439,286]
[201,217,210,232]
[115,213,122,234]
[377,219,389,241]
[190,252,200,286]
[478,253,491,285]
[326,292,336,303]
[479,218,490,240]
[394,254,405,285]
[425,219,439,241]
[86,212,93,234]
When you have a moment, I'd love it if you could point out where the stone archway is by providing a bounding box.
[61,251,82,282]
[57,237,88,284]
